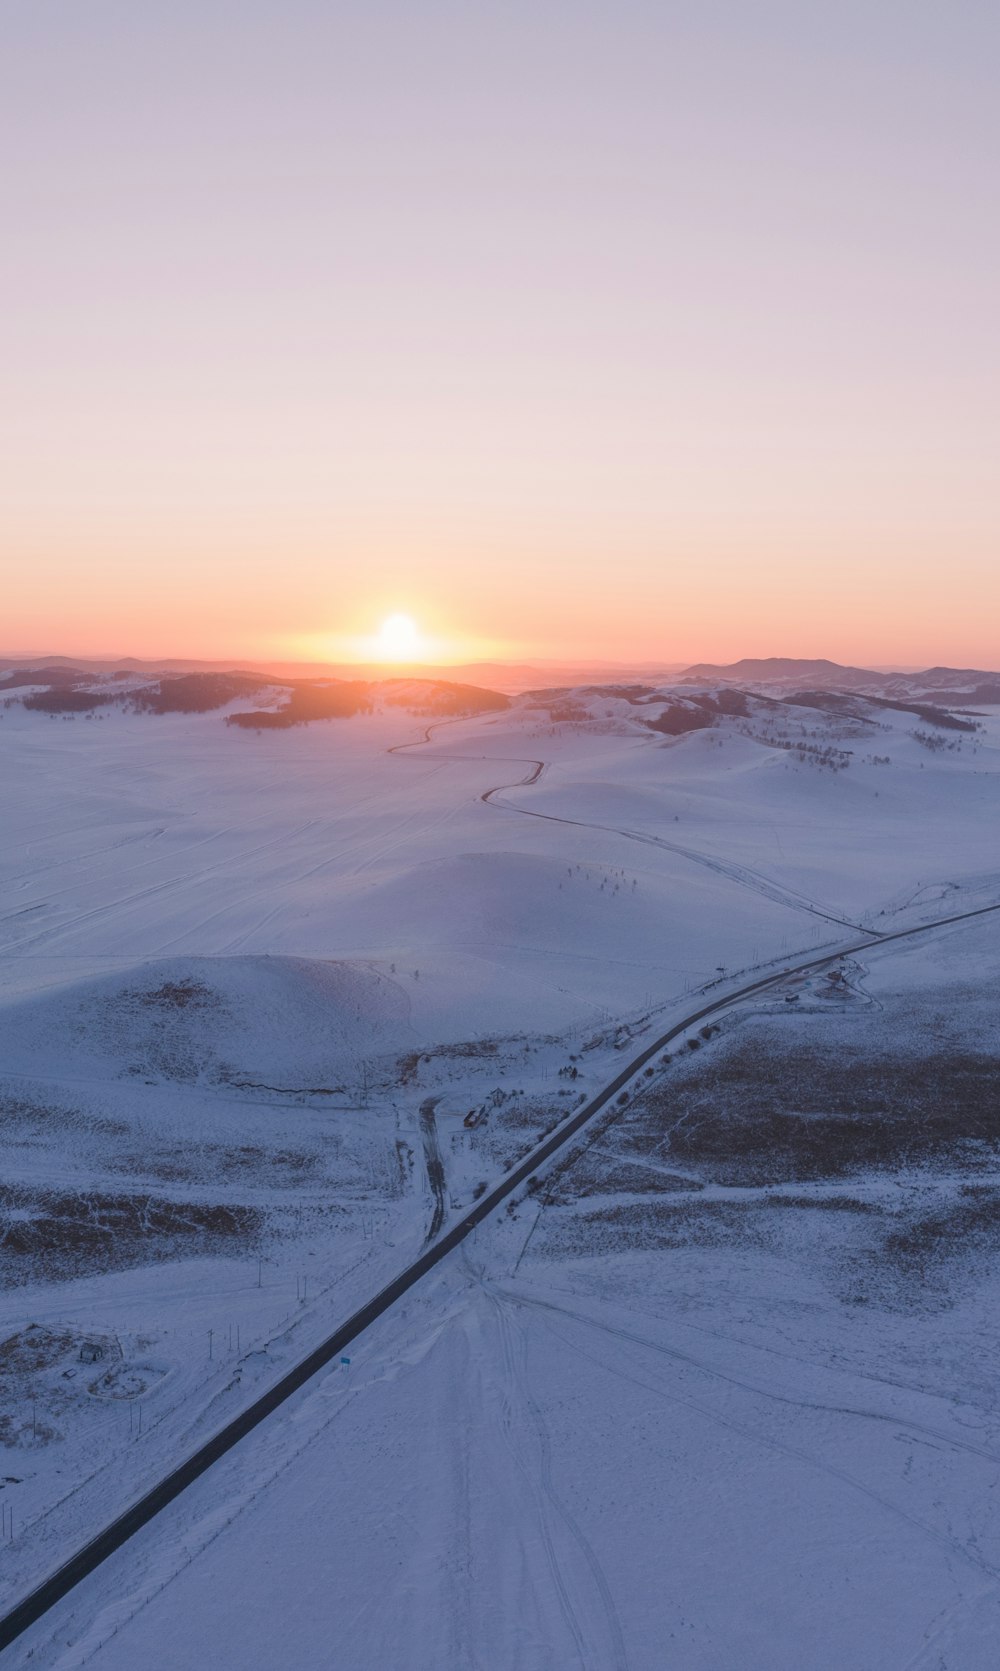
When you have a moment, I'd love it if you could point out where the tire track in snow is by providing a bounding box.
[486,1289,593,1669]
[531,1305,1000,1585]
[487,1286,631,1671]
[0,819,324,955]
[501,1287,1000,1471]
[0,824,242,933]
[0,825,167,894]
[419,1097,447,1243]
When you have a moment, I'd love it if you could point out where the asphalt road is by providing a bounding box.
[3,895,1000,1656]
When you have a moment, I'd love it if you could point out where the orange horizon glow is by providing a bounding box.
[5,528,998,671]
[3,7,998,674]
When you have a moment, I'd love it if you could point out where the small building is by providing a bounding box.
[79,1340,104,1365]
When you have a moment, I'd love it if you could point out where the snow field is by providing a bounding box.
[3,691,1000,1664]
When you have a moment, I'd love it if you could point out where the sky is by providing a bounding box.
[2,1,998,669]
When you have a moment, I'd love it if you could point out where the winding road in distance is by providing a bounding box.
[393,712,871,931]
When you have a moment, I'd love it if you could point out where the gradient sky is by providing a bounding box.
[2,2,998,667]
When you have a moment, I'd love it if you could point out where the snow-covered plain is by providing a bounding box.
[3,687,1000,1668]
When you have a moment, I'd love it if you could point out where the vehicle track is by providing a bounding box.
[536,1306,1000,1585]
[419,1096,447,1243]
[500,1287,1000,1471]
[391,717,868,931]
[486,1285,630,1670]
[488,1290,591,1666]
[3,893,1000,1653]
[0,818,324,956]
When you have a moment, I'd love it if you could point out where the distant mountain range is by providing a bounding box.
[0,654,686,694]
[682,657,886,688]
[680,657,1000,698]
[4,652,999,705]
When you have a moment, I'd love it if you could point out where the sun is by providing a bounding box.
[374,613,422,662]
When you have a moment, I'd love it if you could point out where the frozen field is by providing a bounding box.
[3,687,1000,1666]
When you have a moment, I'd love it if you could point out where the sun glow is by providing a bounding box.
[289,613,511,667]
[374,613,423,662]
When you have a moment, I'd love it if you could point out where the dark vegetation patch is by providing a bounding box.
[134,978,215,1010]
[784,690,870,719]
[0,1185,262,1285]
[644,703,714,737]
[506,1098,560,1133]
[621,1040,1000,1187]
[0,666,90,690]
[136,672,283,713]
[578,684,656,704]
[689,689,752,717]
[546,701,592,723]
[521,690,593,721]
[0,1410,60,1448]
[0,1324,77,1377]
[535,1186,1000,1313]
[524,687,750,728]
[23,689,113,713]
[766,1192,878,1214]
[544,1198,775,1257]
[547,1158,699,1202]
[398,1039,500,1085]
[227,676,507,730]
[533,1009,1000,1309]
[866,696,978,732]
[380,679,509,717]
[0,1093,127,1141]
[81,977,228,1082]
[644,690,752,737]
[226,680,372,728]
[467,1097,570,1174]
[882,1185,1000,1266]
[108,1142,320,1187]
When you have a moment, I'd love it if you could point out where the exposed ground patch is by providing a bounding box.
[615,1038,1000,1188]
[0,1186,262,1285]
[533,991,1000,1310]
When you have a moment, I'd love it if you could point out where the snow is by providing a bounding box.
[3,690,1000,1667]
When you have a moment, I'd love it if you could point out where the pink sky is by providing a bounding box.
[3,3,998,668]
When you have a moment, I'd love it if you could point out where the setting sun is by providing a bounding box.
[374,613,422,662]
